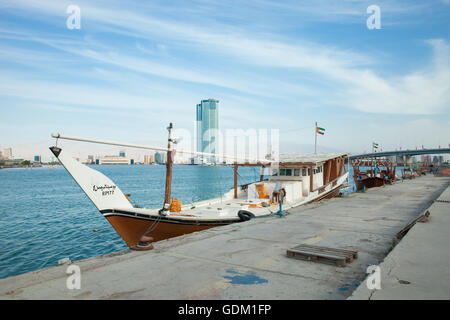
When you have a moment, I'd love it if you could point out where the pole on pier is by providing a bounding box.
[234,163,238,199]
[314,121,317,154]
[260,165,265,182]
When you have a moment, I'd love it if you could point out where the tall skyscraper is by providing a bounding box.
[155,152,166,164]
[196,99,219,163]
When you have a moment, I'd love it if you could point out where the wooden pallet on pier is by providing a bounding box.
[286,244,358,267]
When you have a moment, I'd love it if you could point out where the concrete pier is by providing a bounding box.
[0,176,448,300]
[349,179,450,300]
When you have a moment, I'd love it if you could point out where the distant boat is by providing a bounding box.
[352,158,396,190]
[50,124,349,250]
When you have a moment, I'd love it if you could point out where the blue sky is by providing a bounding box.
[0,0,449,161]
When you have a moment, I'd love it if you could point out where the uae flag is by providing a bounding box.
[316,126,325,135]
[372,142,379,149]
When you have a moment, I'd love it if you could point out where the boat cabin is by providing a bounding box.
[234,153,349,205]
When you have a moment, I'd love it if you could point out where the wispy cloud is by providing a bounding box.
[6,0,446,115]
[342,39,450,114]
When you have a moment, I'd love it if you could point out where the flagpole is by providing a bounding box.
[315,121,317,154]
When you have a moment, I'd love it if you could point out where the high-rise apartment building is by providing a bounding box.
[155,152,166,164]
[196,99,219,163]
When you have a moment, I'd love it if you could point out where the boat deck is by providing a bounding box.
[114,172,349,221]
[118,194,280,221]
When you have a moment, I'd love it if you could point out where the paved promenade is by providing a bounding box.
[349,179,450,300]
[0,176,448,299]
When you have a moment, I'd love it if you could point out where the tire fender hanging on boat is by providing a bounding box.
[238,210,255,221]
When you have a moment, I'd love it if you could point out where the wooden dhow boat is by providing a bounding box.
[352,158,396,191]
[50,124,349,250]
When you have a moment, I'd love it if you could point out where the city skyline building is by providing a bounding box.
[154,152,166,164]
[155,152,161,164]
[143,154,155,165]
[98,150,133,165]
[2,148,12,160]
[82,155,95,165]
[196,98,219,163]
[98,155,132,165]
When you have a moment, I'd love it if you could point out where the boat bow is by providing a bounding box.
[49,146,133,212]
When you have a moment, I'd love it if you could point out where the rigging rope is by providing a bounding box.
[142,212,162,236]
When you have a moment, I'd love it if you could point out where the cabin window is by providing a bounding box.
[302,168,307,176]
[286,169,292,176]
[308,168,311,176]
[294,169,300,176]
[280,169,286,176]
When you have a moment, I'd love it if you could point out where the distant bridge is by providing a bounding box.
[348,148,450,160]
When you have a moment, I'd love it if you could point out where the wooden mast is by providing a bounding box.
[161,123,174,215]
[259,165,265,181]
[234,163,238,199]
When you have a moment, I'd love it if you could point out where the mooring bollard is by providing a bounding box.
[277,200,284,217]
